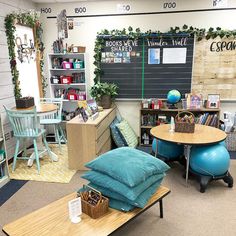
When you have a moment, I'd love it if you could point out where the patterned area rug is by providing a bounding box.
[9,145,76,183]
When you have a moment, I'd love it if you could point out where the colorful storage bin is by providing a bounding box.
[60,76,72,84]
[73,61,84,69]
[62,61,73,69]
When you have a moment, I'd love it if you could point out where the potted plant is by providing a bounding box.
[89,82,118,109]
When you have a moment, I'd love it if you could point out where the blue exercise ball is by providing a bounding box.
[152,138,184,160]
[219,141,226,147]
[190,144,230,176]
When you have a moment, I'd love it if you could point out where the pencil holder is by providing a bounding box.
[78,185,109,219]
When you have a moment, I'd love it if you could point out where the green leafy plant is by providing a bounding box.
[90,82,118,101]
[5,11,47,98]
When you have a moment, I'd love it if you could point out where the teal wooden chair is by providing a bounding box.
[40,98,67,151]
[4,105,52,174]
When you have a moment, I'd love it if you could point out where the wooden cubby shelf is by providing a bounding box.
[140,107,220,146]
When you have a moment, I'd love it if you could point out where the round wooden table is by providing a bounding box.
[14,104,57,114]
[150,124,227,186]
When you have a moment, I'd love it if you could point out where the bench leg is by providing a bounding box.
[159,199,163,218]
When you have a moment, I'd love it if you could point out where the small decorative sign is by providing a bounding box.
[207,94,220,108]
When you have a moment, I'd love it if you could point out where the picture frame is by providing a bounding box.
[206,94,220,108]
[72,46,79,53]
[189,94,202,109]
[78,107,88,122]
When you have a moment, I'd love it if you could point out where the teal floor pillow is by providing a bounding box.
[109,198,135,212]
[85,147,170,187]
[89,176,164,208]
[82,170,165,201]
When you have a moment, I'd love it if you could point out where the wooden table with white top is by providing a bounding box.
[151,124,227,188]
[2,186,170,236]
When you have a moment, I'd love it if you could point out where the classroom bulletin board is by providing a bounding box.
[100,34,194,99]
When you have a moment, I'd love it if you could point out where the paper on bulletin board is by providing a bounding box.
[148,48,160,64]
[163,48,187,64]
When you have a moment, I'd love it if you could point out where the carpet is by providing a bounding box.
[8,145,76,183]
[0,180,27,207]
[1,162,236,236]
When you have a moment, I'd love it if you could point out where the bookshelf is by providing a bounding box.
[140,107,220,146]
[0,115,9,188]
[48,53,88,121]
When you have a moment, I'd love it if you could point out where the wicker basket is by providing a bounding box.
[79,185,109,219]
[175,111,195,133]
[225,131,236,151]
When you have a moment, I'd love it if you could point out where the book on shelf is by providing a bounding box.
[185,93,203,109]
[141,114,157,126]
[196,113,218,127]
[0,164,5,178]
[209,114,218,127]
[157,115,167,125]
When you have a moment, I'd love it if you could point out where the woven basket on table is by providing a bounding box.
[175,111,195,133]
[80,185,109,219]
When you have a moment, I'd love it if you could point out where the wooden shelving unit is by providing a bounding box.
[140,107,220,146]
[48,53,88,121]
[0,115,9,188]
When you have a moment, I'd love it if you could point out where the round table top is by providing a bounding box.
[150,124,227,145]
[13,104,57,113]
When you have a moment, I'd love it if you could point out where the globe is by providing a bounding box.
[167,90,181,109]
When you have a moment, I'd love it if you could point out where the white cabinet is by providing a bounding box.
[0,115,9,188]
[48,53,88,121]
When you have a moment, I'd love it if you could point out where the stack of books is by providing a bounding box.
[196,113,218,127]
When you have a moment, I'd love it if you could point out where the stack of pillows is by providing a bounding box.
[110,118,138,148]
[81,147,170,212]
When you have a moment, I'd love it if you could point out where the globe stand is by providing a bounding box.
[189,169,234,193]
[167,103,178,109]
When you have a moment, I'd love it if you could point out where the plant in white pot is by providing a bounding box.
[89,82,118,109]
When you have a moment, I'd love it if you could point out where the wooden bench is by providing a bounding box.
[2,186,170,236]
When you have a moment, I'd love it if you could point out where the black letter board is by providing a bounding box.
[100,34,194,99]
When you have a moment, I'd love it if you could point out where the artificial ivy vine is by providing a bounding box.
[5,11,47,98]
[94,25,236,83]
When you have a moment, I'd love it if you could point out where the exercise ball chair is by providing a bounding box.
[152,138,184,161]
[190,143,233,192]
[219,140,226,147]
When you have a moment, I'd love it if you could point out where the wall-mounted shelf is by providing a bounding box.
[50,68,85,71]
[51,83,86,86]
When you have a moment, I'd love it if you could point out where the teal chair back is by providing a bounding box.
[40,98,63,121]
[4,106,39,138]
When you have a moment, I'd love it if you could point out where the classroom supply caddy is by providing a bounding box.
[78,185,109,219]
[175,111,195,133]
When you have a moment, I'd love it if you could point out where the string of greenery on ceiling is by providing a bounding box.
[94,25,236,83]
[5,11,47,98]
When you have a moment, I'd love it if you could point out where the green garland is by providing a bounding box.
[5,11,47,98]
[94,25,236,83]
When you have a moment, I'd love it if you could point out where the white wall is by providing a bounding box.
[0,0,36,159]
[37,0,236,135]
